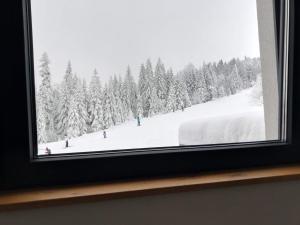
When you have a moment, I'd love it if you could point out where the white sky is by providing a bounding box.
[31,0,260,84]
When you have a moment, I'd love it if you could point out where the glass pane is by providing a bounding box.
[30,0,287,155]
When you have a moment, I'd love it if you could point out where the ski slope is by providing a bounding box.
[39,88,265,155]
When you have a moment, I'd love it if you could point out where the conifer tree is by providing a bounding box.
[56,61,75,139]
[136,92,143,118]
[89,69,103,131]
[36,52,57,142]
[229,64,243,94]
[36,97,47,143]
[148,86,160,117]
[138,64,151,117]
[102,84,113,130]
[67,96,82,138]
[155,58,167,105]
[166,82,177,112]
[165,68,175,98]
[74,77,88,135]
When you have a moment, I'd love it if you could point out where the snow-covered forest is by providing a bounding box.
[36,53,261,146]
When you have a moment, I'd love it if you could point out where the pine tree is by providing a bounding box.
[148,86,160,116]
[67,96,82,138]
[229,64,243,94]
[154,58,167,107]
[123,66,138,118]
[165,82,177,112]
[138,63,151,117]
[165,68,175,98]
[201,63,213,102]
[102,84,113,130]
[176,78,191,109]
[36,96,47,143]
[89,69,103,131]
[82,79,91,131]
[112,75,125,123]
[216,73,227,97]
[181,64,200,104]
[74,77,88,135]
[56,61,75,139]
[136,92,143,118]
[108,77,118,125]
[37,52,57,142]
[208,63,219,99]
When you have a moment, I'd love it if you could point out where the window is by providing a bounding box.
[1,0,296,189]
[29,0,285,157]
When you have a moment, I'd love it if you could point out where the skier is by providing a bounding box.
[137,116,141,126]
[103,130,107,139]
[45,147,51,155]
[65,139,69,148]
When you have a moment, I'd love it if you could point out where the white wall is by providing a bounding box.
[257,0,280,140]
[1,179,300,225]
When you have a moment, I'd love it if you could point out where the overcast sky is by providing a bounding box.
[31,0,260,84]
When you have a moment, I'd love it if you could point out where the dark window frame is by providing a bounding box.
[1,0,297,190]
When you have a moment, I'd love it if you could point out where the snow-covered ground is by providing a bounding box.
[39,87,265,155]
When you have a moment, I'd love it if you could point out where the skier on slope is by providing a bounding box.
[137,116,141,126]
[45,147,51,155]
[181,105,184,112]
[65,139,69,148]
[103,130,107,139]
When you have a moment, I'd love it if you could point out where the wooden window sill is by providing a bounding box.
[1,164,300,211]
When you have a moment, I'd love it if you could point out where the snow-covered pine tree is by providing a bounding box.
[181,64,199,104]
[216,73,227,98]
[138,63,150,117]
[119,75,132,121]
[36,96,47,143]
[208,63,219,99]
[102,84,113,130]
[176,78,191,109]
[165,82,177,113]
[56,61,75,139]
[201,63,213,102]
[173,79,184,111]
[107,77,118,126]
[191,68,209,104]
[37,52,57,143]
[144,59,155,116]
[74,76,88,135]
[112,75,125,123]
[89,69,103,131]
[154,58,167,110]
[229,63,243,94]
[66,96,82,138]
[235,58,249,89]
[82,79,91,131]
[165,68,175,98]
[136,92,143,118]
[121,69,131,119]
[221,62,234,96]
[148,86,160,117]
[52,84,63,138]
[123,66,138,118]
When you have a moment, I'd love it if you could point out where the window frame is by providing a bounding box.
[1,0,296,190]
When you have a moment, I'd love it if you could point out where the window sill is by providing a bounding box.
[1,164,300,211]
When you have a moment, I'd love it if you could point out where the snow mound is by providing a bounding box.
[179,108,265,145]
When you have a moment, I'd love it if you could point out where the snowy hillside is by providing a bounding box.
[39,87,265,155]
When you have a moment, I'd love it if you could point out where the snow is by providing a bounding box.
[179,109,265,146]
[39,87,265,155]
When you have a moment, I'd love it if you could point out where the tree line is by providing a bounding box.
[36,53,261,144]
